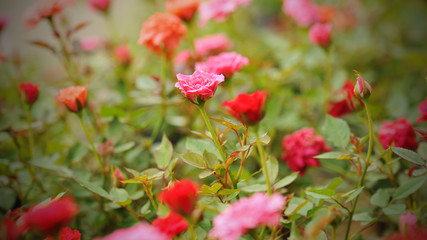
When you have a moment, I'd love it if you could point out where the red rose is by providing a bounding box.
[23,197,79,235]
[45,226,81,240]
[153,212,188,238]
[57,86,87,112]
[379,118,418,150]
[328,80,362,117]
[416,97,427,123]
[158,180,199,215]
[222,90,266,125]
[19,82,39,105]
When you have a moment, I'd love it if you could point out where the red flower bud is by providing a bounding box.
[222,90,266,125]
[19,82,39,105]
[353,73,372,99]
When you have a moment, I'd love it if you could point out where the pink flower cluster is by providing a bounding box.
[281,128,330,174]
[95,223,170,240]
[195,34,233,57]
[199,0,251,26]
[309,23,332,48]
[379,118,418,150]
[196,52,249,78]
[23,0,76,30]
[175,69,224,103]
[209,193,285,240]
[282,0,318,27]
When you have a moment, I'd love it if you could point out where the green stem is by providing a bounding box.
[197,104,226,161]
[24,104,34,159]
[255,130,272,195]
[143,184,158,212]
[344,101,373,240]
[323,49,332,114]
[78,114,104,174]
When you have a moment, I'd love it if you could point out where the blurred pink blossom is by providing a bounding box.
[174,50,194,64]
[282,0,318,27]
[0,15,9,32]
[198,0,251,26]
[399,213,418,235]
[23,0,76,30]
[281,128,330,174]
[87,0,111,13]
[309,23,332,48]
[379,118,418,150]
[416,97,427,123]
[94,223,170,240]
[114,45,132,65]
[80,36,105,51]
[195,52,248,78]
[175,69,224,103]
[195,34,233,57]
[209,193,285,240]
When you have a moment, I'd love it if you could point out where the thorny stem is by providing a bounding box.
[344,100,373,240]
[255,129,272,195]
[143,183,158,212]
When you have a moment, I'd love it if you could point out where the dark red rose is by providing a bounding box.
[379,118,418,150]
[158,180,199,215]
[222,90,266,125]
[19,82,39,104]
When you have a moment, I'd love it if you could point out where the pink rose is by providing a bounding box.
[94,223,170,240]
[80,36,105,51]
[23,0,76,30]
[416,97,427,123]
[281,128,331,174]
[195,34,233,57]
[198,0,251,26]
[114,45,132,66]
[309,23,332,48]
[87,0,111,13]
[195,52,249,78]
[399,213,418,235]
[209,193,285,240]
[379,118,418,150]
[282,0,318,27]
[175,69,224,103]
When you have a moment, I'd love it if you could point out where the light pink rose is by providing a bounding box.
[195,52,248,78]
[195,33,233,57]
[94,223,170,240]
[209,193,285,240]
[80,36,105,51]
[175,69,224,103]
[309,23,332,48]
[282,0,318,27]
[23,0,76,30]
[87,0,111,12]
[198,0,251,26]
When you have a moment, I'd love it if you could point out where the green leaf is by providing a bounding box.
[0,188,15,210]
[267,155,279,183]
[249,133,271,145]
[210,117,244,130]
[274,172,298,189]
[186,138,220,160]
[307,189,335,199]
[391,147,425,165]
[370,189,390,207]
[240,184,268,192]
[200,183,223,195]
[289,221,302,240]
[140,201,151,215]
[345,187,364,204]
[392,176,426,200]
[67,143,88,163]
[203,151,220,169]
[353,212,373,222]
[114,142,135,153]
[110,188,129,203]
[285,197,313,217]
[199,170,214,179]
[153,133,173,169]
[76,180,112,200]
[314,152,343,160]
[327,177,343,190]
[323,115,350,147]
[179,152,206,169]
[30,156,73,178]
[384,204,406,215]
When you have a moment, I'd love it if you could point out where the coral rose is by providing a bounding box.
[153,212,188,238]
[195,52,248,78]
[198,0,251,26]
[209,193,285,240]
[195,34,233,57]
[23,0,76,30]
[158,180,199,215]
[379,118,418,150]
[87,0,111,13]
[23,197,79,235]
[57,86,88,112]
[416,97,427,123]
[309,23,332,48]
[175,69,224,104]
[138,13,187,57]
[114,45,132,66]
[94,223,169,240]
[282,0,318,27]
[328,80,362,117]
[19,82,39,105]
[166,0,200,21]
[222,90,266,125]
[281,128,331,174]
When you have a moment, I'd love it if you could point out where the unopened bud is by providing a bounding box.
[354,74,372,99]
